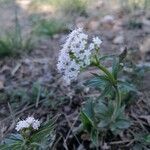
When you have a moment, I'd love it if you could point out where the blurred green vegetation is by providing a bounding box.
[118,0,150,10]
[0,0,150,57]
[34,18,69,37]
[30,0,87,15]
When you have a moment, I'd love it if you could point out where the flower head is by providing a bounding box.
[93,37,102,47]
[57,28,102,85]
[15,116,40,131]
[15,120,30,131]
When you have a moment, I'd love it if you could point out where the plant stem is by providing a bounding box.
[94,55,116,85]
[97,64,116,85]
[93,55,122,121]
[112,85,121,121]
[115,86,121,108]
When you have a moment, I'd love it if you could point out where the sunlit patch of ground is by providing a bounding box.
[16,0,56,14]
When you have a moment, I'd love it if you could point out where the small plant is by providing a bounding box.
[30,0,87,16]
[0,116,57,149]
[57,28,136,147]
[127,19,143,29]
[34,18,68,37]
[0,6,34,58]
[60,0,87,16]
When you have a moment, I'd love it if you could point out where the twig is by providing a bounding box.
[109,139,134,145]
[35,86,41,108]
[0,99,45,123]
[63,113,81,145]
[131,112,149,133]
[52,133,62,150]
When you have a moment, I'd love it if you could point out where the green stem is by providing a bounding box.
[93,55,116,85]
[115,86,121,108]
[93,55,122,121]
[97,64,116,85]
[112,85,121,121]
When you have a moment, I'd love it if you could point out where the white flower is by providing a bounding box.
[32,120,40,130]
[89,43,95,50]
[57,28,102,85]
[26,116,35,124]
[15,120,30,131]
[15,116,40,131]
[93,37,102,47]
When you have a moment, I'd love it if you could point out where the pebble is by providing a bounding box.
[113,35,124,44]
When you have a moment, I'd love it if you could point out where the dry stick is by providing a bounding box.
[7,102,15,121]
[35,86,41,108]
[63,113,81,146]
[62,133,69,150]
[131,112,149,133]
[0,99,45,123]
[126,139,135,147]
[52,134,62,150]
[109,139,135,145]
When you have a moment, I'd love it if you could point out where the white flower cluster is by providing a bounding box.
[57,28,102,85]
[15,116,40,131]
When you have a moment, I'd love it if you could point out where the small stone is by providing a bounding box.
[142,18,150,26]
[0,80,4,90]
[87,19,100,31]
[140,38,150,53]
[113,35,124,44]
[101,15,115,24]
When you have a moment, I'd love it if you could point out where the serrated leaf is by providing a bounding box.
[94,101,107,114]
[118,80,137,92]
[99,84,112,99]
[86,74,109,89]
[83,100,95,120]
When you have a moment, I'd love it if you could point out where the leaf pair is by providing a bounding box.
[86,73,114,100]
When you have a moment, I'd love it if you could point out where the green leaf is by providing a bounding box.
[86,74,110,90]
[0,141,23,150]
[90,129,98,146]
[99,54,115,62]
[94,101,107,114]
[115,120,131,129]
[143,134,150,143]
[80,100,95,132]
[80,111,94,132]
[112,48,127,80]
[0,144,10,150]
[99,84,113,99]
[30,116,57,143]
[83,100,95,120]
[118,80,137,92]
[98,119,110,128]
[0,133,24,150]
[112,57,120,79]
